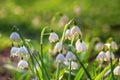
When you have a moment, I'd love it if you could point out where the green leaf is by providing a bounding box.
[74,63,88,80]
[94,59,117,80]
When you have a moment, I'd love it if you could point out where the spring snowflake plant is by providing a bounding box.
[9,20,119,80]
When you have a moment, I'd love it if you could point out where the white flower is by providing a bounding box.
[10,32,20,41]
[94,42,104,51]
[111,41,118,50]
[74,5,81,15]
[55,53,65,63]
[49,32,59,43]
[71,61,78,69]
[105,51,115,61]
[70,25,82,36]
[10,47,19,57]
[17,46,29,57]
[65,29,71,40]
[64,60,78,70]
[59,15,69,27]
[75,39,87,52]
[18,60,28,69]
[66,51,76,61]
[96,51,106,61]
[54,41,62,53]
[113,66,120,76]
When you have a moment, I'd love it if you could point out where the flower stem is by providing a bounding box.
[40,27,50,80]
[56,63,60,80]
[109,46,115,80]
[68,60,71,80]
[61,20,73,43]
[16,28,41,80]
[73,52,92,80]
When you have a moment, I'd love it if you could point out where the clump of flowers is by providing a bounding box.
[9,20,119,80]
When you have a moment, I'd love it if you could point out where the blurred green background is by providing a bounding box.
[0,0,120,49]
[0,0,120,79]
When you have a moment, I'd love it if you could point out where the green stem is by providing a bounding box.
[61,20,73,43]
[73,52,92,80]
[68,60,71,80]
[56,63,60,80]
[109,46,115,80]
[40,27,50,80]
[16,29,41,80]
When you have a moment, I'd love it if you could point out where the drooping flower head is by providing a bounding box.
[111,41,118,50]
[49,32,59,43]
[75,39,87,52]
[18,59,28,69]
[10,32,21,42]
[105,51,115,61]
[96,51,106,61]
[17,46,29,57]
[114,66,120,76]
[54,41,62,53]
[55,53,65,63]
[66,51,76,61]
[94,42,104,51]
[70,25,82,37]
[10,47,19,57]
[65,29,71,40]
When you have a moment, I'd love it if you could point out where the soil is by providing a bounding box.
[0,47,14,80]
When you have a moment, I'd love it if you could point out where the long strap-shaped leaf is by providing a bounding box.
[95,59,117,80]
[74,63,88,80]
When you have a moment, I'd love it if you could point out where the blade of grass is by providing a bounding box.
[74,63,88,80]
[95,59,117,80]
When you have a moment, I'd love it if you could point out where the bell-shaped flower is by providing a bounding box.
[111,41,118,50]
[70,25,82,36]
[65,29,71,40]
[66,51,76,61]
[75,39,87,52]
[18,60,28,69]
[55,53,65,63]
[58,15,69,27]
[10,47,19,57]
[113,66,120,76]
[54,41,62,53]
[71,61,78,69]
[64,60,78,69]
[105,51,115,61]
[10,32,21,42]
[94,42,104,51]
[49,32,59,43]
[96,51,106,61]
[17,46,29,57]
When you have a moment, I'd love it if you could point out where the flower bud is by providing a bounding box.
[10,32,20,42]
